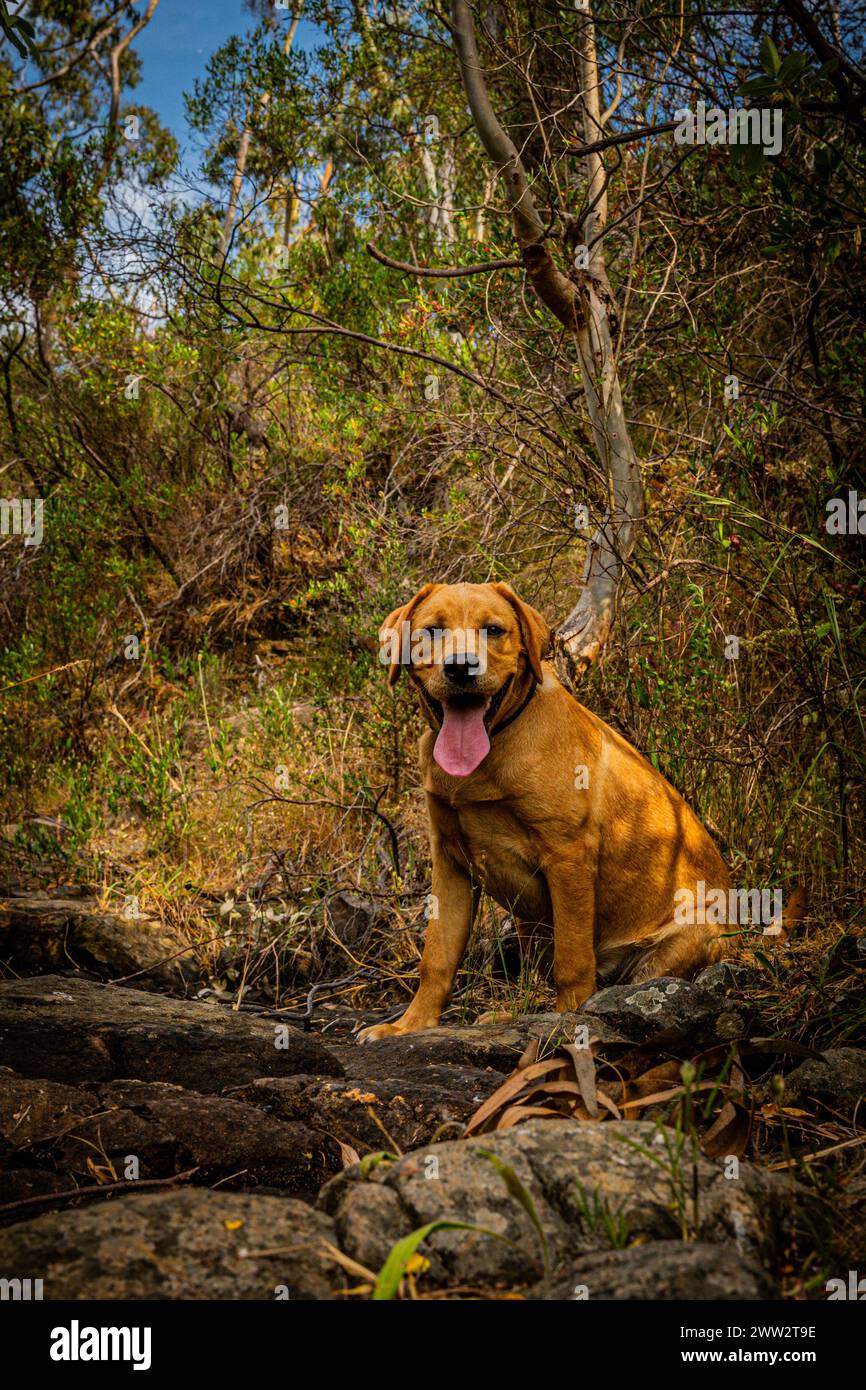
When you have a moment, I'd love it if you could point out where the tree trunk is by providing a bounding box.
[218,10,303,258]
[450,0,644,687]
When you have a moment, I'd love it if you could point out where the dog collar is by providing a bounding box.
[490,678,536,736]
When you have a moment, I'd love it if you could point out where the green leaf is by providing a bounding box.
[814,145,839,184]
[731,138,768,177]
[0,1,38,57]
[750,950,775,971]
[372,1220,505,1299]
[778,52,810,85]
[738,76,779,99]
[760,33,782,78]
[358,1150,398,1178]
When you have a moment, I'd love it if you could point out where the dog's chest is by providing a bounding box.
[446,800,551,919]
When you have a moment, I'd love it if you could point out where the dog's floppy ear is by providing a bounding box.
[379,584,440,687]
[492,583,551,683]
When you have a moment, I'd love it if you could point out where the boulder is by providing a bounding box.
[0,1068,99,1211]
[319,1118,785,1293]
[350,1010,628,1074]
[0,1169,76,1209]
[94,1080,341,1193]
[0,896,194,992]
[582,977,752,1049]
[0,976,344,1092]
[0,1069,99,1147]
[541,1241,776,1300]
[0,1188,341,1299]
[0,1070,342,1209]
[767,1048,866,1114]
[694,961,763,993]
[235,1062,495,1154]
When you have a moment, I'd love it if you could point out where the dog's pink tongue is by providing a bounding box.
[434,702,491,777]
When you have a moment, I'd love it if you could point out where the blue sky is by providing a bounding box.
[132,1,320,152]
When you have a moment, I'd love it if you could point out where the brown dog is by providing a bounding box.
[358,581,731,1042]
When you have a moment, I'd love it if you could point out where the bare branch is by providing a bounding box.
[107,0,160,137]
[567,119,679,158]
[366,239,522,277]
[451,0,582,330]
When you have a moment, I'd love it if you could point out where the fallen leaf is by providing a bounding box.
[701,1101,752,1158]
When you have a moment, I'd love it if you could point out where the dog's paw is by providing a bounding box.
[355,1021,399,1044]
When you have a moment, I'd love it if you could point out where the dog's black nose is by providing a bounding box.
[444,656,479,686]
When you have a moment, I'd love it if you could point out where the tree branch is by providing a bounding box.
[366,239,522,277]
[107,0,159,136]
[450,0,583,330]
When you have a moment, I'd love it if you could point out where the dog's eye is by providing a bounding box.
[484,625,505,637]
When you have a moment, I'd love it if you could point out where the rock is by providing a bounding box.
[319,1118,784,1293]
[350,1023,525,1073]
[0,1069,99,1147]
[694,961,763,993]
[0,896,194,992]
[769,1048,866,1113]
[582,977,751,1048]
[235,1062,496,1154]
[0,1169,76,1209]
[511,1009,631,1048]
[326,893,381,948]
[313,893,385,970]
[0,976,344,1092]
[541,1242,776,1300]
[350,1011,628,1074]
[0,1069,98,1214]
[326,1177,406,1276]
[250,1010,632,1153]
[0,1070,342,1207]
[89,1080,342,1194]
[0,1188,342,1299]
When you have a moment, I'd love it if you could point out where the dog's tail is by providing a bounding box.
[762,883,809,946]
[708,882,809,969]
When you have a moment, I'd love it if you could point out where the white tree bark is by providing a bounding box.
[218,10,303,258]
[416,140,457,245]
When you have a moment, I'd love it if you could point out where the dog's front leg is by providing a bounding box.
[546,860,598,1012]
[357,844,475,1043]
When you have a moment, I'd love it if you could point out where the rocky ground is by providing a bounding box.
[0,893,864,1300]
